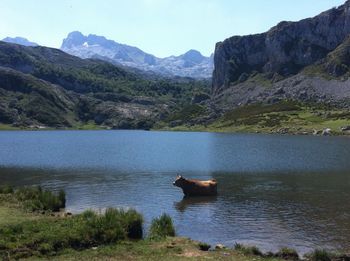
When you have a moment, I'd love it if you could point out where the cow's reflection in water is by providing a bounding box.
[174,196,217,212]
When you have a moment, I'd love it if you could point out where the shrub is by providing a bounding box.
[234,243,263,256]
[198,242,211,251]
[0,208,144,259]
[78,208,143,245]
[148,214,175,240]
[80,208,127,244]
[0,185,14,194]
[277,247,299,260]
[309,249,332,261]
[14,186,66,212]
[58,189,66,208]
[119,208,143,239]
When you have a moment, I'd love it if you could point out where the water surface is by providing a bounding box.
[0,130,350,254]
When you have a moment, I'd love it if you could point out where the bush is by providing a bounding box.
[119,209,143,239]
[0,208,144,259]
[78,208,143,245]
[148,214,175,240]
[309,249,332,261]
[276,247,299,260]
[198,242,211,251]
[0,185,14,194]
[15,186,66,212]
[234,243,263,256]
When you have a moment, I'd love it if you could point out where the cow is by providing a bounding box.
[173,175,217,197]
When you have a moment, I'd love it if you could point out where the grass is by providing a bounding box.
[166,104,207,123]
[10,186,66,212]
[275,248,299,260]
[24,237,283,261]
[148,213,176,240]
[164,101,350,135]
[308,249,332,261]
[0,207,144,259]
[0,190,285,261]
[234,243,264,256]
[1,187,349,260]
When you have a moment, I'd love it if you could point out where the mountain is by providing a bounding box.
[61,31,213,78]
[0,41,210,129]
[162,1,350,135]
[2,37,38,47]
[211,0,350,107]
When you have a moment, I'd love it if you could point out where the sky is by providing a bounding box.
[0,0,345,57]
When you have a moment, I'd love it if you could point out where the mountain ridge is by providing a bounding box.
[0,41,210,129]
[212,0,350,95]
[2,37,38,47]
[61,31,213,78]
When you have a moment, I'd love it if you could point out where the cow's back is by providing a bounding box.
[183,179,217,197]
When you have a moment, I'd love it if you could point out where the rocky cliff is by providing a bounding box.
[212,0,350,95]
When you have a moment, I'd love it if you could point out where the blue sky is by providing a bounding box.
[0,0,345,57]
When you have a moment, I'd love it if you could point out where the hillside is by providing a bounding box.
[61,31,213,78]
[0,41,210,129]
[212,1,350,95]
[166,1,350,135]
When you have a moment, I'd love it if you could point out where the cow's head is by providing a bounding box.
[173,175,186,187]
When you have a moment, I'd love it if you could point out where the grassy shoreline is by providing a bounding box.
[0,188,282,260]
[0,186,349,260]
[0,123,350,136]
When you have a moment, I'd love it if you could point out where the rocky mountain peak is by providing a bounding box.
[61,31,86,48]
[212,0,350,94]
[182,49,205,64]
[61,32,213,78]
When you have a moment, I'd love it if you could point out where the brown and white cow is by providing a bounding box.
[173,175,217,197]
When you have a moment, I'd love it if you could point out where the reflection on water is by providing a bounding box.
[174,196,218,212]
[0,130,350,254]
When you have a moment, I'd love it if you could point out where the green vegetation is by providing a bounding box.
[304,36,350,79]
[4,186,66,212]
[0,187,283,260]
[198,242,211,251]
[275,248,299,260]
[0,185,13,194]
[308,249,332,261]
[14,187,66,212]
[148,213,176,240]
[1,187,350,260]
[164,100,350,135]
[0,42,210,129]
[235,243,264,256]
[0,208,143,259]
[165,104,207,123]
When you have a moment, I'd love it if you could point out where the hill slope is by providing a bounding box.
[0,41,209,129]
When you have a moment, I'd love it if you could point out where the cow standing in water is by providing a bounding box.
[173,175,217,197]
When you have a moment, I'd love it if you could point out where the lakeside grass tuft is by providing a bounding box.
[14,186,66,212]
[148,213,176,240]
[0,207,144,259]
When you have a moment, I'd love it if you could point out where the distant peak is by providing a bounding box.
[2,37,38,47]
[61,31,87,49]
[181,49,206,64]
[185,49,202,56]
[67,31,84,38]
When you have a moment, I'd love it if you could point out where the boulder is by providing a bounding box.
[322,128,332,136]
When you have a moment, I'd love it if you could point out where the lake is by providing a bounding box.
[0,130,350,255]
